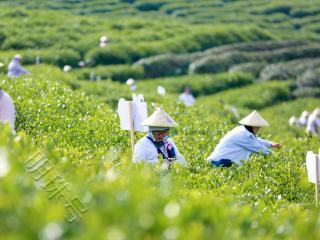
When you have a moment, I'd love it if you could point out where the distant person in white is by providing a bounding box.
[133,108,187,168]
[8,54,28,78]
[126,78,137,91]
[157,85,166,96]
[298,110,309,127]
[224,104,240,119]
[207,110,282,167]
[306,108,320,136]
[0,89,15,132]
[100,36,109,48]
[63,65,72,72]
[179,87,195,107]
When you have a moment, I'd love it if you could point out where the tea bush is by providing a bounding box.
[76,64,144,82]
[229,62,267,77]
[69,71,253,108]
[189,44,320,74]
[1,1,320,239]
[197,81,293,112]
[293,68,320,97]
[259,58,320,81]
[137,72,254,97]
[0,71,128,162]
[136,40,305,78]
[0,48,82,68]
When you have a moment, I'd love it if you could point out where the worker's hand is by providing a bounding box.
[161,160,171,170]
[271,143,282,149]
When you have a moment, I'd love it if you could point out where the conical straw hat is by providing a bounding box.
[14,54,22,60]
[142,108,178,128]
[239,110,269,127]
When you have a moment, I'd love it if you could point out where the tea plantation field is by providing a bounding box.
[1,1,320,239]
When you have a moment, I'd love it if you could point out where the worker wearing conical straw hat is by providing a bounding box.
[207,110,282,167]
[7,54,29,78]
[133,108,187,167]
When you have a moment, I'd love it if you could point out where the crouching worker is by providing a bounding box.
[133,108,187,168]
[8,54,29,78]
[207,110,281,167]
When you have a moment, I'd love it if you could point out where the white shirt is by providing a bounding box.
[133,136,187,166]
[100,42,108,48]
[8,60,28,77]
[298,116,308,126]
[129,84,137,91]
[207,125,272,166]
[306,114,320,136]
[0,90,15,131]
[179,93,195,107]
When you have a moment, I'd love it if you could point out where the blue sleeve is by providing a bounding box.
[169,140,187,167]
[257,137,272,147]
[234,135,271,155]
[19,67,28,74]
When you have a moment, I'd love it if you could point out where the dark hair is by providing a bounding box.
[244,125,256,136]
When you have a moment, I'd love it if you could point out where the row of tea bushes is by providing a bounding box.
[293,68,320,97]
[85,26,274,67]
[75,64,144,82]
[0,5,275,69]
[0,48,81,68]
[258,58,320,81]
[196,81,293,113]
[135,40,309,78]
[190,44,320,74]
[70,71,253,108]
